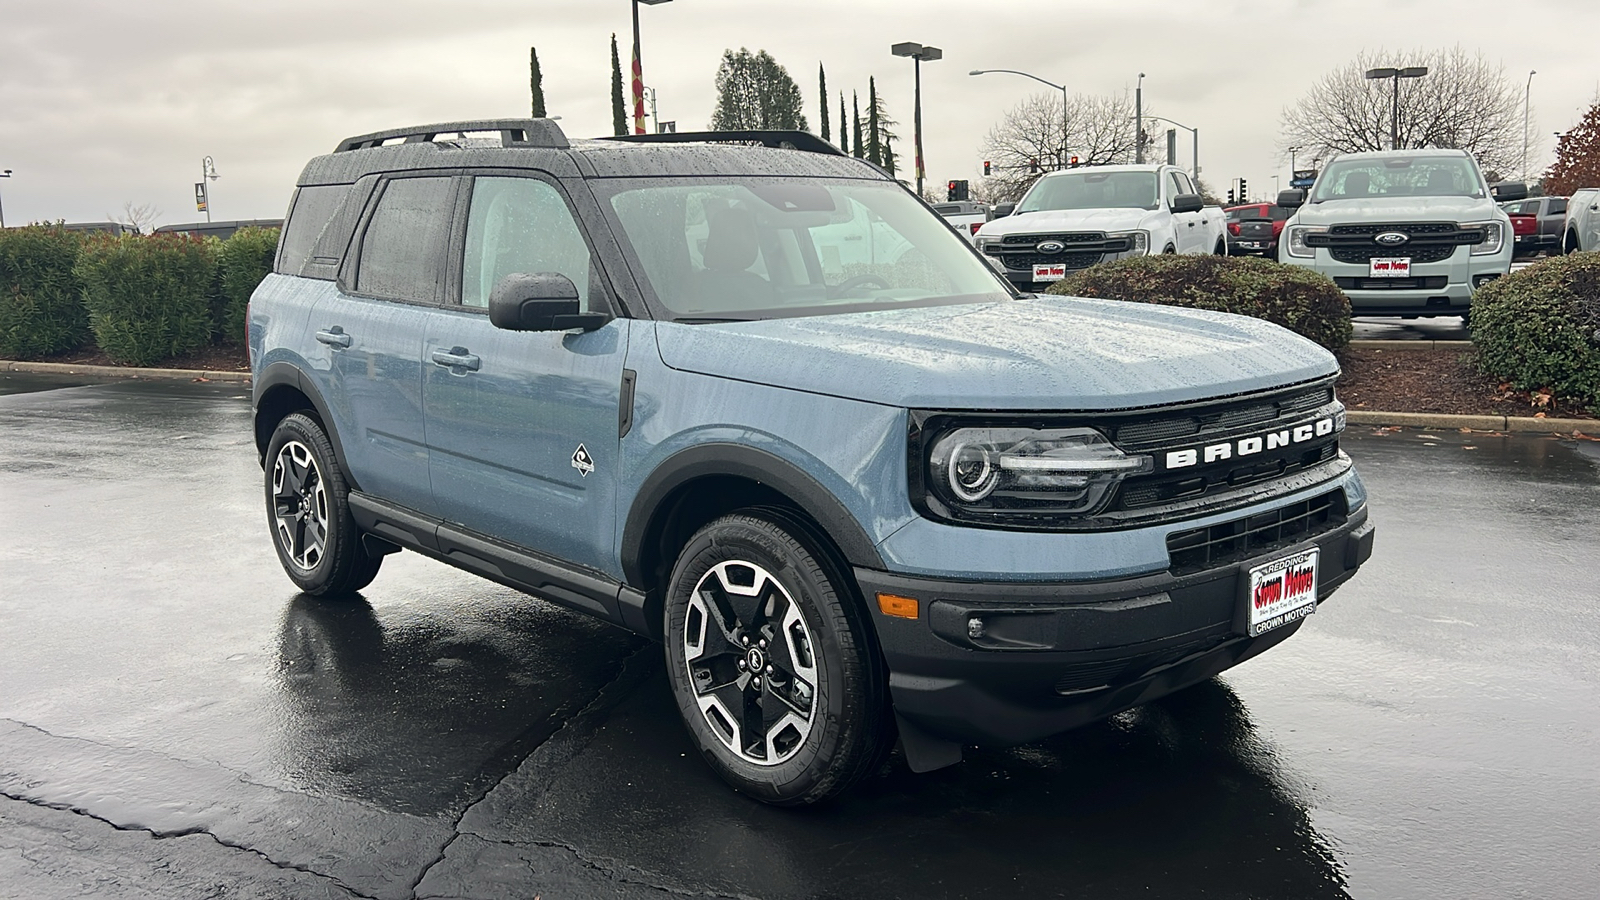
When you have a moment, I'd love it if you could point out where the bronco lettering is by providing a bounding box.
[1164,416,1338,470]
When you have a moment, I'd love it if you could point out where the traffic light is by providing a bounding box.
[1238,178,1248,201]
[946,179,969,201]
[983,160,992,176]
[1069,155,1080,167]
[1227,188,1236,204]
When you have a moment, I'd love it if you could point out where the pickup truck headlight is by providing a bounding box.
[1285,225,1327,259]
[1108,230,1149,256]
[1468,221,1504,256]
[975,235,1002,255]
[927,427,1151,515]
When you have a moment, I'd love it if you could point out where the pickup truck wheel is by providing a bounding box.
[264,413,381,597]
[1214,237,1227,256]
[1162,244,1176,254]
[663,511,891,805]
[1566,231,1580,255]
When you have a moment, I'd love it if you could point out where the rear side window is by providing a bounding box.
[1549,199,1567,215]
[277,185,349,275]
[355,176,457,303]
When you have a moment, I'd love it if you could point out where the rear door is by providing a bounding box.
[421,173,630,576]
[1168,170,1203,253]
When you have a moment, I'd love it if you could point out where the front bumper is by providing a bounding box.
[856,506,1373,747]
[1280,246,1507,316]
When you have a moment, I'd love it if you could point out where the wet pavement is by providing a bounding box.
[1,372,1597,899]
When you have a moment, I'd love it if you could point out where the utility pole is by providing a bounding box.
[1134,72,1145,163]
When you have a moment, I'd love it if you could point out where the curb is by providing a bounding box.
[1346,339,1474,351]
[1346,410,1599,435]
[1,359,251,383]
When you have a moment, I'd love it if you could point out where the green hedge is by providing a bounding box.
[74,233,218,366]
[216,227,280,343]
[1471,253,1600,407]
[0,226,89,359]
[1044,255,1352,351]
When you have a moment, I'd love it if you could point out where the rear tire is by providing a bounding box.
[662,510,891,805]
[264,413,381,597]
[1214,237,1227,256]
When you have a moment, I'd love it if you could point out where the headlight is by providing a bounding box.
[975,235,1002,255]
[1109,230,1149,256]
[1285,225,1327,258]
[927,427,1151,515]
[1468,221,1504,256]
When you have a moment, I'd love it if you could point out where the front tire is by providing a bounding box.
[663,511,891,805]
[264,413,381,597]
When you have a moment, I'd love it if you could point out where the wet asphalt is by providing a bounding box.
[0,371,1596,900]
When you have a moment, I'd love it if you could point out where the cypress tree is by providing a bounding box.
[852,91,864,159]
[610,35,627,136]
[839,92,849,154]
[529,48,547,118]
[867,77,881,165]
[883,132,896,176]
[819,64,830,141]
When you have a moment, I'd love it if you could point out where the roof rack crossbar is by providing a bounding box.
[602,131,845,157]
[334,119,569,153]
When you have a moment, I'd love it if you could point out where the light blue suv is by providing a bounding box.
[251,120,1374,805]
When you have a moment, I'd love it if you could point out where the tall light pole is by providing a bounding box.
[892,42,942,197]
[1288,145,1302,179]
[1144,114,1198,178]
[970,68,1068,168]
[1364,66,1428,150]
[1135,72,1146,163]
[1523,69,1537,181]
[0,169,11,229]
[198,156,219,224]
[630,0,672,136]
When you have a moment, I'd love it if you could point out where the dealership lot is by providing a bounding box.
[1,372,1597,899]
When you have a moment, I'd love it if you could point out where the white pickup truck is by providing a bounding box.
[932,200,989,245]
[973,164,1227,290]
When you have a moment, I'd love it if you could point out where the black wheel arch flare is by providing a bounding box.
[253,362,360,491]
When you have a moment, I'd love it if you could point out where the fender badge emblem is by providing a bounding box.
[571,444,595,477]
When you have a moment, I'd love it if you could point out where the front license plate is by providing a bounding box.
[1246,548,1319,637]
[1369,257,1411,277]
[1033,263,1068,282]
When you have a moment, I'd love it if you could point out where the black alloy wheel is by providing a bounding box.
[663,510,892,805]
[264,413,381,597]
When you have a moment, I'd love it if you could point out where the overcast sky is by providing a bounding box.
[2,0,1596,227]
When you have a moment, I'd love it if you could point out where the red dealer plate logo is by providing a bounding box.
[1369,257,1411,277]
[1033,264,1068,282]
[1246,548,1319,637]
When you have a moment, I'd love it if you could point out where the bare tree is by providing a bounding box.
[979,91,1141,202]
[1280,47,1523,174]
[110,201,161,234]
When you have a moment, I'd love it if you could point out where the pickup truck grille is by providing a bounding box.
[984,231,1133,271]
[1333,275,1449,291]
[1311,222,1482,265]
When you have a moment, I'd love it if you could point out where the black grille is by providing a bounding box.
[1166,490,1347,575]
[1330,222,1459,236]
[1331,245,1457,264]
[1118,442,1339,509]
[1113,386,1333,447]
[1004,251,1103,270]
[1334,275,1450,290]
[1310,222,1482,265]
[999,232,1110,245]
[986,231,1132,272]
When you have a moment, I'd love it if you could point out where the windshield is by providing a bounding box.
[1312,155,1485,202]
[597,177,1012,321]
[1017,171,1159,213]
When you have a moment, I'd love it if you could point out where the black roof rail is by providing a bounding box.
[602,130,845,157]
[334,119,569,153]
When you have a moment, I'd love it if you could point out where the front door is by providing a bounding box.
[422,174,628,576]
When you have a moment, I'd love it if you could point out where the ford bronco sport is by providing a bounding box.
[251,119,1374,805]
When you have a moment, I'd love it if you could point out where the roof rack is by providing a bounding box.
[334,119,568,153]
[602,131,845,157]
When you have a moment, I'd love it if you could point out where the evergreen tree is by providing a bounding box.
[709,48,809,131]
[868,77,881,165]
[852,91,864,159]
[529,48,547,118]
[819,63,830,141]
[839,92,849,154]
[610,35,626,136]
[868,84,899,168]
[883,132,896,177]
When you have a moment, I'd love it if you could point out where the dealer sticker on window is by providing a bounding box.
[1033,263,1068,282]
[1369,257,1411,277]
[1247,548,1319,637]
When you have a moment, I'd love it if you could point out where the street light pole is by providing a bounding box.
[0,169,11,229]
[1523,70,1537,181]
[1143,115,1198,178]
[1135,73,1146,163]
[1365,66,1428,150]
[893,42,942,197]
[199,156,219,224]
[969,68,1068,169]
[630,0,673,136]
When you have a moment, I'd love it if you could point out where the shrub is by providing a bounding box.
[1471,253,1600,407]
[0,225,89,359]
[216,227,281,343]
[75,233,217,366]
[1044,254,1352,351]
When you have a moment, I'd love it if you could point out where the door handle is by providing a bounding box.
[431,347,481,372]
[315,328,351,348]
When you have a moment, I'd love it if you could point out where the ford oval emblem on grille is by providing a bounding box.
[1374,231,1410,246]
[1035,240,1066,254]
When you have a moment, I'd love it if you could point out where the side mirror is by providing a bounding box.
[488,273,610,332]
[990,203,1016,219]
[1171,193,1204,214]
[1277,189,1306,210]
[1491,182,1528,202]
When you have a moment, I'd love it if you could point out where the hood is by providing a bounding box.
[978,207,1153,237]
[1291,195,1502,225]
[654,296,1337,411]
